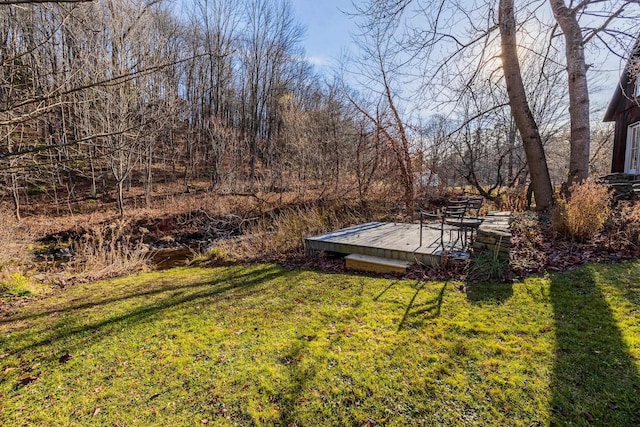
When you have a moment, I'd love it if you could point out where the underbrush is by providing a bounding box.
[607,201,640,249]
[65,220,151,282]
[495,186,530,212]
[214,201,381,262]
[6,178,640,294]
[1,191,390,294]
[0,207,39,300]
[511,195,640,276]
[551,178,612,241]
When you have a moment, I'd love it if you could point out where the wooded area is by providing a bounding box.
[0,0,638,219]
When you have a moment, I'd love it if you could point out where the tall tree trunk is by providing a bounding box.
[499,0,554,210]
[11,172,21,221]
[549,0,590,185]
[117,179,125,218]
[89,145,97,199]
[145,141,153,208]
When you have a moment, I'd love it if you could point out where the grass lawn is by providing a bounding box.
[1,262,640,426]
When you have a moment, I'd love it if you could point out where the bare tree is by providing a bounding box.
[499,0,553,208]
[347,2,416,212]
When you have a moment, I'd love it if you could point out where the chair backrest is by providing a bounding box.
[443,199,468,219]
[442,197,484,220]
[465,197,483,218]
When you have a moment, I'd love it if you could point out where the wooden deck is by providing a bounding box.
[305,222,468,266]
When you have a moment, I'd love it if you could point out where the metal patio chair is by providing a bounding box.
[419,196,484,254]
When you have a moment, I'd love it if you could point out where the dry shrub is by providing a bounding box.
[66,219,150,281]
[0,271,45,297]
[0,207,36,292]
[551,178,612,241]
[221,202,363,260]
[607,201,640,248]
[495,187,529,212]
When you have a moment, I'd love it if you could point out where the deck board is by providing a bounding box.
[305,222,467,266]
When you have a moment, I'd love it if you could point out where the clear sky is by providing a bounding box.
[289,0,624,112]
[289,0,356,70]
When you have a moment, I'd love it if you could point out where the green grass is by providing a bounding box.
[1,262,639,426]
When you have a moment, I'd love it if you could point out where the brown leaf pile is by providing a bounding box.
[510,210,640,277]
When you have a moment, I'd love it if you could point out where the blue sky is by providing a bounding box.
[289,0,355,70]
[288,0,624,112]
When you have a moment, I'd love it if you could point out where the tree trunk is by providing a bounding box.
[11,172,21,221]
[549,0,590,185]
[499,0,554,210]
[89,145,97,199]
[145,142,152,207]
[117,179,125,218]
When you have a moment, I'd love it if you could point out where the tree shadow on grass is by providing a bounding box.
[373,280,401,302]
[464,280,513,304]
[550,268,640,425]
[1,265,288,358]
[0,266,272,327]
[397,281,447,331]
[275,338,319,426]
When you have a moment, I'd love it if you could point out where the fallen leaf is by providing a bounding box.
[93,407,101,417]
[18,375,39,386]
[59,353,73,364]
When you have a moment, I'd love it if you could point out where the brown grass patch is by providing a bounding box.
[551,179,612,241]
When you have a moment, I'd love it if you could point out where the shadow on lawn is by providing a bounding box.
[0,265,273,327]
[397,281,447,331]
[550,268,640,425]
[275,338,319,425]
[465,281,513,304]
[2,265,288,357]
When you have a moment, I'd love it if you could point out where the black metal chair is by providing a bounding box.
[419,196,484,253]
[460,196,483,247]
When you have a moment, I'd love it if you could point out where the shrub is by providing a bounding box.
[189,246,233,266]
[218,201,367,261]
[551,178,612,241]
[0,271,44,298]
[67,220,150,281]
[467,247,509,282]
[606,201,640,249]
[495,186,530,212]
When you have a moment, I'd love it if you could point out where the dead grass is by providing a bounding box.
[606,201,640,250]
[552,178,612,241]
[1,180,381,293]
[495,186,530,212]
[216,201,380,261]
[65,220,151,282]
[0,206,39,296]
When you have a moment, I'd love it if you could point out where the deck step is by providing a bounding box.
[345,254,412,274]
